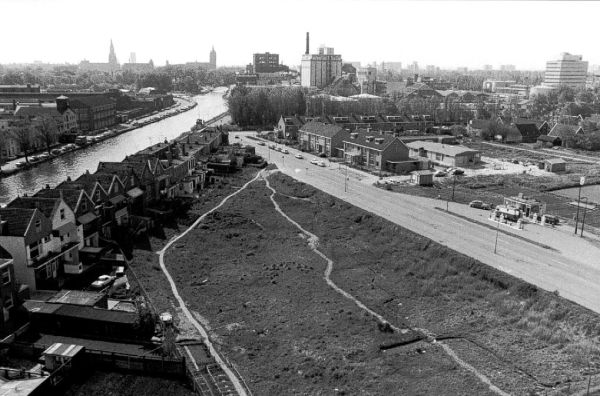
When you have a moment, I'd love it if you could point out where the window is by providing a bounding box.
[4,296,13,310]
[81,201,87,211]
[95,190,100,201]
[35,219,42,232]
[0,267,10,285]
[29,241,41,260]
[60,208,65,220]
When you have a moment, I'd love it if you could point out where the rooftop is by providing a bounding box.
[406,140,479,156]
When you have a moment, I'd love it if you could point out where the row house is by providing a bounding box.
[35,187,99,249]
[0,251,21,330]
[298,121,346,157]
[342,131,412,172]
[0,199,80,292]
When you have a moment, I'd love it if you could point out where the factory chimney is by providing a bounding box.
[305,32,310,55]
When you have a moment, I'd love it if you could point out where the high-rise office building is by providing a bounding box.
[300,33,342,88]
[544,53,588,88]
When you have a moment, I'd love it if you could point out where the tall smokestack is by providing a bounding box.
[305,32,309,55]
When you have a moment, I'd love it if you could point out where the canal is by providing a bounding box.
[0,87,228,205]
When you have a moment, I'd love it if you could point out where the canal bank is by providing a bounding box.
[0,87,229,205]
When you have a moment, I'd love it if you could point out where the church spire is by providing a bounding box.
[109,39,118,65]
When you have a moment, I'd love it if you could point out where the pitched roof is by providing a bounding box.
[548,124,583,138]
[343,130,404,151]
[14,106,61,119]
[0,208,37,236]
[34,188,84,212]
[97,161,150,179]
[537,135,561,143]
[513,123,539,138]
[406,141,479,156]
[299,121,344,138]
[7,197,60,219]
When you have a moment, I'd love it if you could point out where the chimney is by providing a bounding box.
[305,32,310,55]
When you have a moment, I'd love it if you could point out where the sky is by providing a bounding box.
[2,0,600,71]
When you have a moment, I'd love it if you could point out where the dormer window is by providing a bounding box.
[60,208,65,220]
[35,219,41,232]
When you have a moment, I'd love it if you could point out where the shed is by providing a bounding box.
[410,170,434,186]
[43,343,85,371]
[544,158,566,173]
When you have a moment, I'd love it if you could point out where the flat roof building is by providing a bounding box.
[301,33,342,89]
[544,53,588,89]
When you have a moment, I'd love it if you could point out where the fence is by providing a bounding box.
[10,342,187,379]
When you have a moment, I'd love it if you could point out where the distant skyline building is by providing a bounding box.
[483,64,493,71]
[300,33,342,89]
[456,66,468,73]
[253,52,288,73]
[210,46,217,70]
[108,39,118,65]
[544,52,588,88]
[383,62,402,73]
[500,64,516,71]
[129,52,136,64]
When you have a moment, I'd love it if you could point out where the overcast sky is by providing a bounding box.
[2,0,599,71]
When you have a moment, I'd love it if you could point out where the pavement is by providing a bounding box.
[234,132,600,314]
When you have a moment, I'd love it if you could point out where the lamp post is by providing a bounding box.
[494,212,501,254]
[345,162,349,193]
[446,174,457,211]
[580,196,589,237]
[574,176,586,234]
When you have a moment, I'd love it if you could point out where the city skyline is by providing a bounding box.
[2,0,600,70]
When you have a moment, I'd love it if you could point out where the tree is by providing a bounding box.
[12,126,34,164]
[34,116,58,154]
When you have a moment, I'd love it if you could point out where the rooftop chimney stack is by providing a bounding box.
[305,32,310,55]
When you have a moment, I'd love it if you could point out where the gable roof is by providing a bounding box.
[0,208,38,236]
[513,123,539,138]
[7,197,61,219]
[548,124,584,138]
[35,188,87,212]
[299,121,344,138]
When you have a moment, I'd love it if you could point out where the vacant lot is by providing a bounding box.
[129,167,600,395]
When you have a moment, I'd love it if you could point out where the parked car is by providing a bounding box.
[317,161,326,167]
[544,215,560,225]
[318,153,327,158]
[234,135,240,139]
[310,159,320,165]
[469,200,492,210]
[15,161,27,168]
[282,149,289,154]
[449,168,464,175]
[91,275,115,289]
[257,142,266,146]
[295,154,304,159]
[434,170,447,177]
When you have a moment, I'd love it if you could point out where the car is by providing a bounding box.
[268,144,275,149]
[450,168,464,175]
[318,153,327,158]
[276,147,282,152]
[469,200,492,210]
[310,159,320,165]
[317,161,326,167]
[257,142,266,146]
[544,214,560,225]
[434,170,447,177]
[295,153,304,159]
[234,135,240,139]
[91,275,115,289]
[15,161,27,168]
[282,149,289,154]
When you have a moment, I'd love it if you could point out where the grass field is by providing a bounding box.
[129,166,600,395]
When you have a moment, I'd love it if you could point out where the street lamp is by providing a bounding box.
[580,196,589,237]
[446,174,458,211]
[494,212,501,254]
[574,176,586,234]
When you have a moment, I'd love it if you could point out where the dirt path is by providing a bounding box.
[263,170,511,396]
[157,171,265,396]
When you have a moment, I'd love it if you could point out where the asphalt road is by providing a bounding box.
[234,132,600,314]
